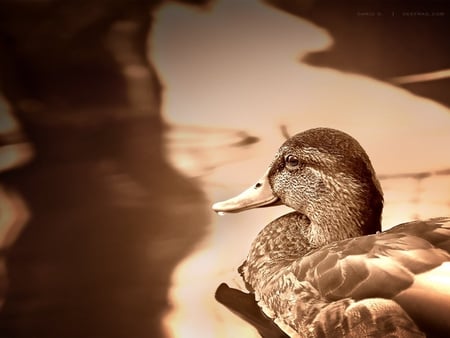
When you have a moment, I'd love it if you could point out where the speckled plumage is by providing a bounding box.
[241,217,450,337]
[214,128,450,337]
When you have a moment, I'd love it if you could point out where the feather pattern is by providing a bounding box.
[213,128,450,337]
[238,218,450,336]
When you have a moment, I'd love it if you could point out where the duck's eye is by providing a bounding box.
[285,154,300,170]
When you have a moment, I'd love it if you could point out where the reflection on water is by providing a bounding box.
[164,124,259,179]
[0,0,448,337]
[151,0,450,337]
[0,1,210,337]
[0,96,33,310]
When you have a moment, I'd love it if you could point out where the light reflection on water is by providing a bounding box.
[151,1,450,337]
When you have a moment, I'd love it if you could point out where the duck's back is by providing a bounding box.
[244,217,450,337]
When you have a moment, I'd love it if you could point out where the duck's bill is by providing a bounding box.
[212,168,281,213]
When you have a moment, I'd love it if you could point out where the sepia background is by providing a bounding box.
[0,0,449,337]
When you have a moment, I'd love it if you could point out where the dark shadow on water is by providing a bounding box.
[271,0,450,107]
[0,1,211,337]
[0,119,209,338]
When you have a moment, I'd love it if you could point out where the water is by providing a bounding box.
[0,1,448,337]
[0,2,208,336]
[151,1,450,337]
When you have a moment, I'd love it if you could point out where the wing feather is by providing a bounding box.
[240,218,450,336]
[290,221,450,302]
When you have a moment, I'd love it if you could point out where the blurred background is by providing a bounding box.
[0,0,449,337]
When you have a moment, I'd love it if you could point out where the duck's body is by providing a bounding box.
[213,128,450,337]
[241,215,450,337]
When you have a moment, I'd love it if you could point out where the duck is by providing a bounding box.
[212,127,450,338]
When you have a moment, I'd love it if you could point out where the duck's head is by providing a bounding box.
[213,128,383,242]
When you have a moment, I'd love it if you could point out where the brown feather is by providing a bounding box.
[214,129,450,337]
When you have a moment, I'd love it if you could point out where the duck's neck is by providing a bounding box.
[303,214,362,248]
[303,204,382,248]
[300,176,383,248]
